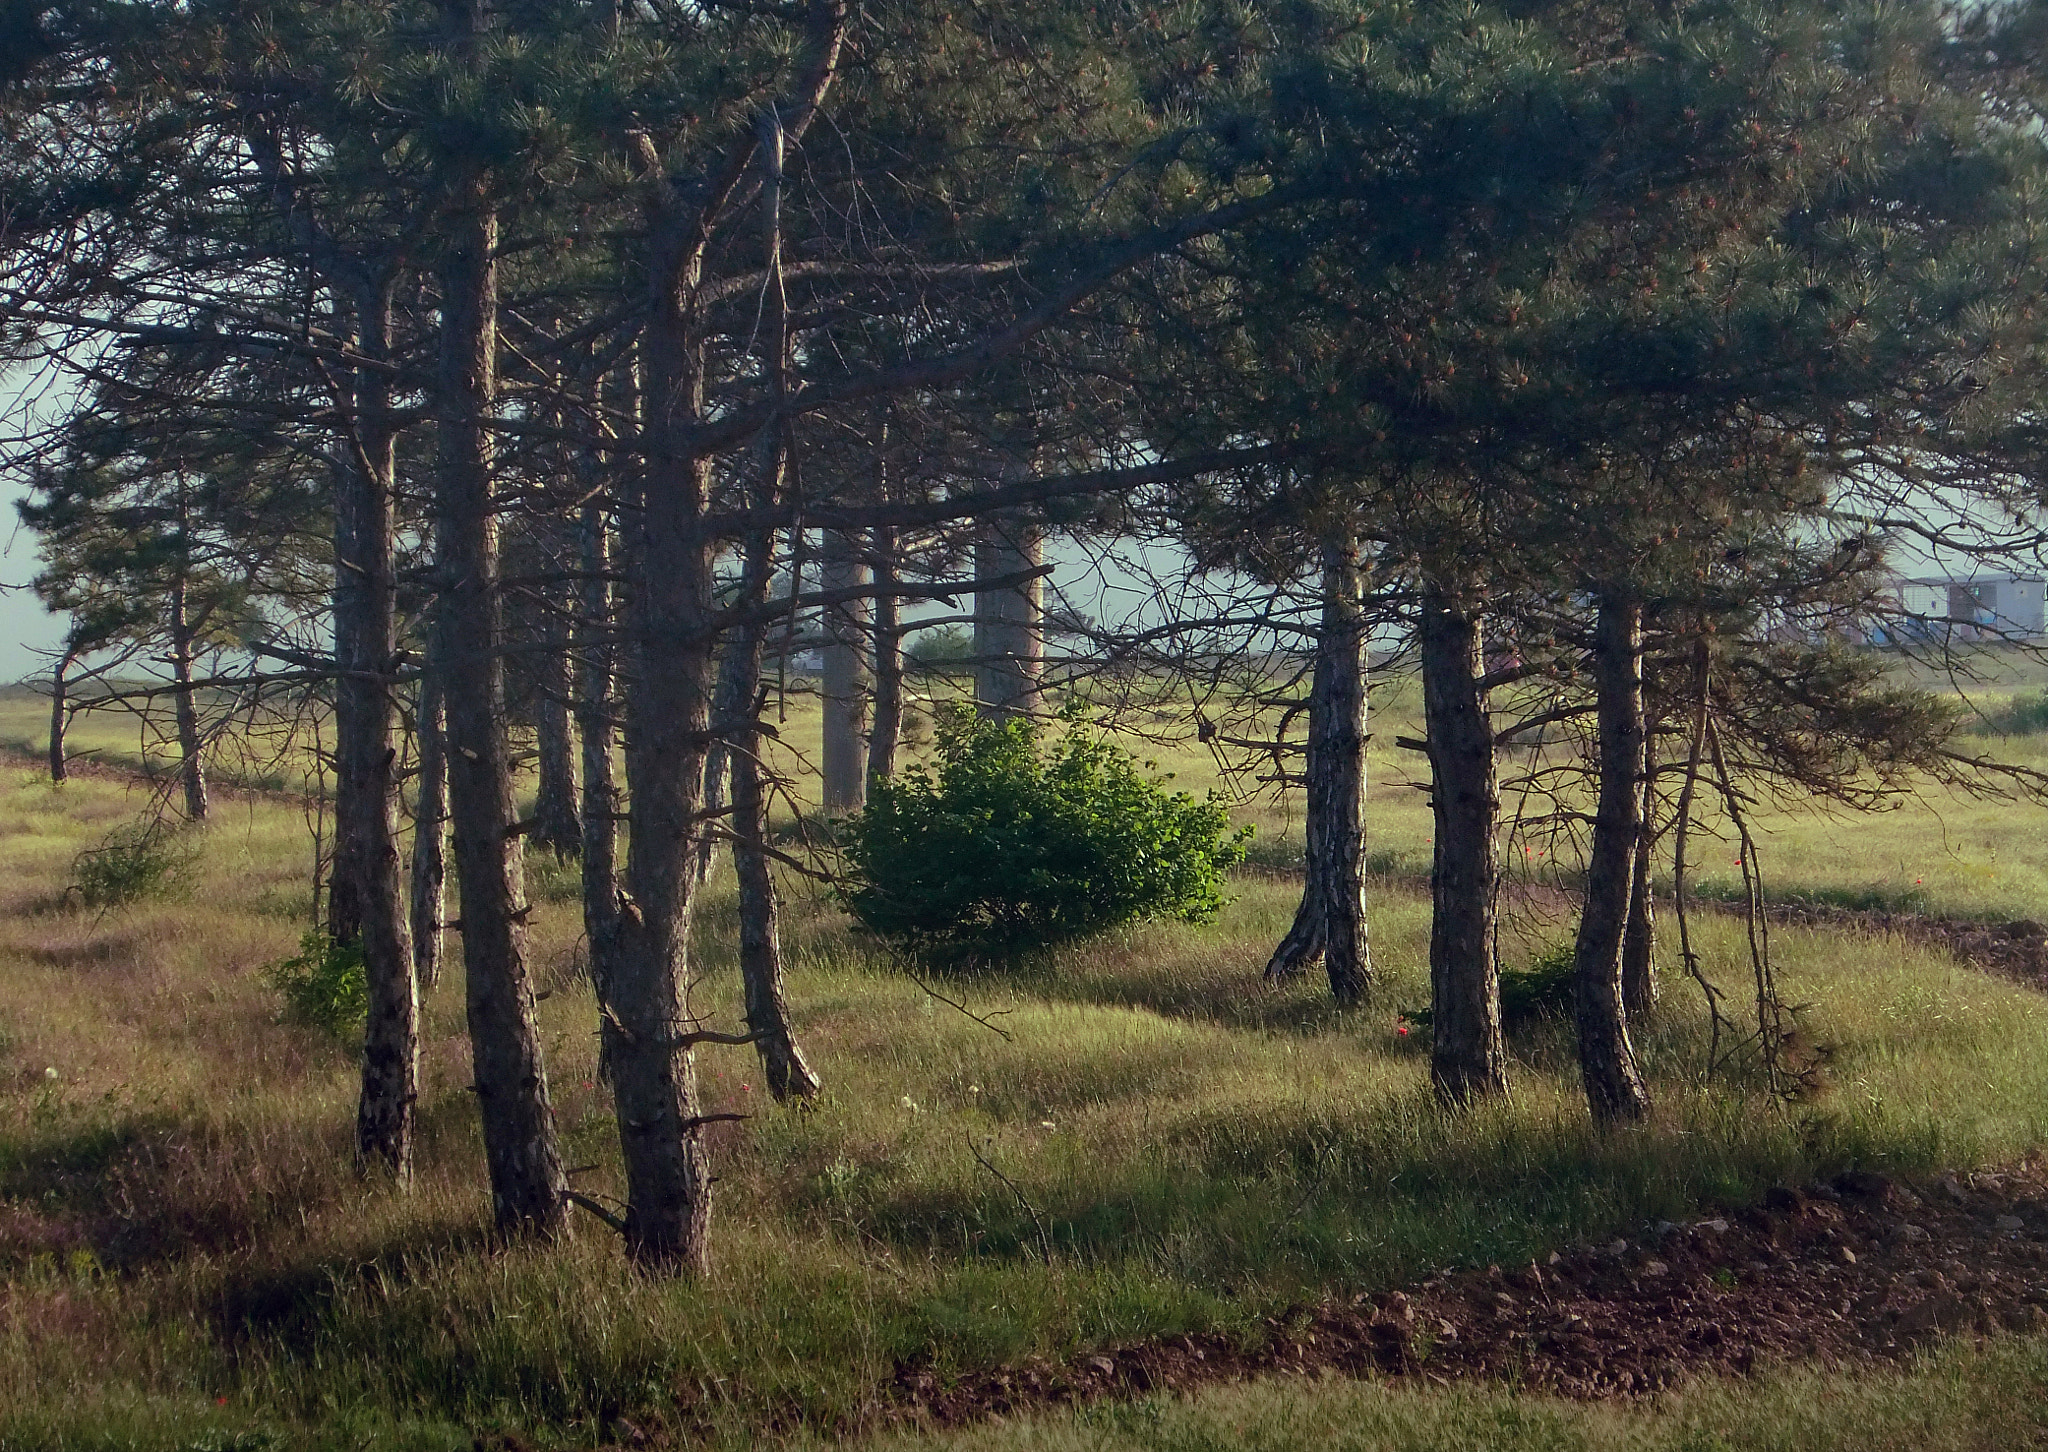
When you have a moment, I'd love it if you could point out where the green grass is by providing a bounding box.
[0,685,316,797]
[1,665,2047,1447]
[852,1335,2048,1452]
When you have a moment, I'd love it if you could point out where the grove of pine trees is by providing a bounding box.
[7,0,2048,1278]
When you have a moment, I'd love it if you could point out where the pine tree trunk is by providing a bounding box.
[696,620,751,887]
[578,492,621,978]
[1621,739,1658,1020]
[1574,592,1654,1125]
[1420,587,1507,1105]
[410,661,448,993]
[974,513,1042,719]
[1264,537,1370,1006]
[168,576,209,823]
[609,516,718,1268]
[531,602,581,859]
[334,285,418,1181]
[867,523,901,798]
[48,646,73,784]
[819,528,870,813]
[734,738,819,1102]
[729,523,821,1102]
[601,248,721,1274]
[1262,869,1325,980]
[1313,536,1369,1006]
[435,194,567,1236]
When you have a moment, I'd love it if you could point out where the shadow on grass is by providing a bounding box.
[208,1217,507,1353]
[0,1113,292,1273]
[823,992,1947,1305]
[0,1085,496,1283]
[997,956,1359,1037]
[843,932,1372,1038]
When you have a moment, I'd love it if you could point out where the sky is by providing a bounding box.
[0,513,60,681]
[1,361,69,682]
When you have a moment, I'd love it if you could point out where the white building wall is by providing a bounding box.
[1894,575,2046,640]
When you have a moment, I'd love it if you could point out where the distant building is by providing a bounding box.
[1888,573,2046,642]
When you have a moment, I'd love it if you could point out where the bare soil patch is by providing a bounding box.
[882,1165,2048,1429]
[1763,900,2048,992]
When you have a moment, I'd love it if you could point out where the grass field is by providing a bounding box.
[859,1338,2048,1452]
[1,657,2047,1449]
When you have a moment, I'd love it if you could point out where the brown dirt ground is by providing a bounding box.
[878,1165,2048,1430]
[1761,900,2048,991]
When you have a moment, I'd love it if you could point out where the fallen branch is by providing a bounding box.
[562,1188,629,1236]
[904,967,1016,1041]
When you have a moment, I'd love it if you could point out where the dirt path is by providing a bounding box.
[1,740,309,809]
[883,1165,2048,1428]
[1760,899,2048,992]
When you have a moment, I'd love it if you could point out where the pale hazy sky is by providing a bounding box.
[0,509,60,681]
[2,361,71,681]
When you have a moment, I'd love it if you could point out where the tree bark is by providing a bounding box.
[974,512,1042,719]
[696,617,751,887]
[48,645,74,784]
[819,528,870,813]
[1622,735,1659,1021]
[531,596,581,859]
[729,518,822,1102]
[600,232,721,1274]
[609,479,718,1271]
[1574,592,1654,1125]
[599,24,849,1270]
[410,659,448,993]
[867,522,901,798]
[435,193,568,1236]
[331,280,419,1180]
[577,493,621,984]
[734,733,820,1102]
[167,573,209,823]
[1264,536,1370,1006]
[1419,586,1507,1105]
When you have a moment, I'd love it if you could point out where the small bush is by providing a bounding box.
[67,823,192,909]
[261,931,366,1038]
[1970,690,2048,736]
[839,706,1250,957]
[1499,942,1579,1026]
[1405,940,1579,1031]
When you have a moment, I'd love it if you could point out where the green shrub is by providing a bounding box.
[839,706,1250,957]
[1405,940,1579,1031]
[1499,942,1579,1025]
[261,930,366,1038]
[67,823,192,909]
[1969,690,2048,736]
